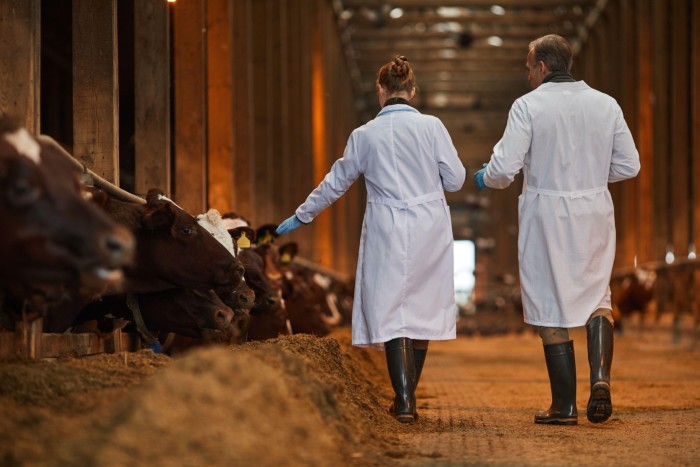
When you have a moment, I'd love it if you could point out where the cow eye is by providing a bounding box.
[8,179,41,206]
[180,225,194,236]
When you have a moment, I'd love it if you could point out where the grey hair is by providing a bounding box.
[528,34,573,72]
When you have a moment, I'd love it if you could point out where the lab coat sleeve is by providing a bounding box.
[608,106,640,183]
[295,132,362,224]
[484,99,531,189]
[433,118,466,192]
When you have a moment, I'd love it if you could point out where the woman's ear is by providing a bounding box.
[409,87,416,100]
[377,86,387,106]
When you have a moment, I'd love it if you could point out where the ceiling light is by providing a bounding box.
[389,8,404,19]
[490,5,506,16]
[438,49,457,59]
[487,36,503,47]
[434,21,463,33]
[436,7,464,18]
[339,9,353,21]
[431,93,449,107]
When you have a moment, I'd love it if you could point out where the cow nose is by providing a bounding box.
[100,226,135,267]
[238,292,250,305]
[265,294,278,307]
[214,306,234,329]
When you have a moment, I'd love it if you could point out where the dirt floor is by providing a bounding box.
[1,313,699,466]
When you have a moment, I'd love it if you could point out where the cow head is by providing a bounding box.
[0,117,134,307]
[90,188,245,293]
[237,244,291,340]
[137,288,234,339]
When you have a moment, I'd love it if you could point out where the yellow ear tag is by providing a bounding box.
[260,232,273,244]
[237,232,251,249]
[280,252,291,264]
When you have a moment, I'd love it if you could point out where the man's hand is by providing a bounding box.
[473,163,488,190]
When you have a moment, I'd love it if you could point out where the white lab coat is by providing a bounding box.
[295,104,466,346]
[484,81,640,327]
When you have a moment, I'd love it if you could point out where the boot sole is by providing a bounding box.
[534,417,578,425]
[395,413,416,423]
[587,382,612,423]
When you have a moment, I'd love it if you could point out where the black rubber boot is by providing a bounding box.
[414,346,428,387]
[535,340,578,425]
[385,337,417,423]
[390,344,428,418]
[587,316,614,423]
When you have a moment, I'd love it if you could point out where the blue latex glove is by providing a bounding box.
[276,215,304,235]
[473,163,488,190]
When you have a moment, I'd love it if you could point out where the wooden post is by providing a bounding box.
[0,0,40,132]
[206,0,234,213]
[311,0,332,268]
[231,0,253,217]
[670,0,690,259]
[636,0,654,264]
[14,318,42,360]
[173,0,206,214]
[652,0,671,262]
[72,0,119,183]
[134,0,171,196]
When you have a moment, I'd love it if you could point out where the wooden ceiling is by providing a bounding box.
[334,0,602,164]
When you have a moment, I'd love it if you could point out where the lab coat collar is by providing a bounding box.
[377,104,420,117]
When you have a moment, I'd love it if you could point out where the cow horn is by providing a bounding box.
[37,134,147,205]
[321,293,343,327]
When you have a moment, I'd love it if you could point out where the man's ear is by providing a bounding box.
[409,87,416,100]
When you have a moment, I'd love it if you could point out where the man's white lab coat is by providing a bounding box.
[484,81,640,327]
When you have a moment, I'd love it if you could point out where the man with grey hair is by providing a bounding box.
[473,34,640,425]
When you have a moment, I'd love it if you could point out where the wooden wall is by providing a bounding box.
[0,0,363,276]
[576,0,699,270]
[171,0,363,274]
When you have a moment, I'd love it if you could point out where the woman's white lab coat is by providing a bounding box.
[484,81,640,327]
[295,104,466,346]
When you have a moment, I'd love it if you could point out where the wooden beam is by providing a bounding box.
[173,0,206,214]
[0,0,40,132]
[343,0,596,7]
[72,0,119,183]
[134,0,171,196]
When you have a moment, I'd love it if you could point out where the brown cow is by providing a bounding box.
[237,244,291,341]
[612,268,656,334]
[87,187,245,293]
[75,288,234,341]
[0,117,134,324]
[42,189,246,333]
[278,242,344,337]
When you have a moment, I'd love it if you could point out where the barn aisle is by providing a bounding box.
[389,322,700,466]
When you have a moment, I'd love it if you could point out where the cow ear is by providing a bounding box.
[256,224,279,245]
[143,200,175,230]
[230,226,256,249]
[279,242,298,264]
